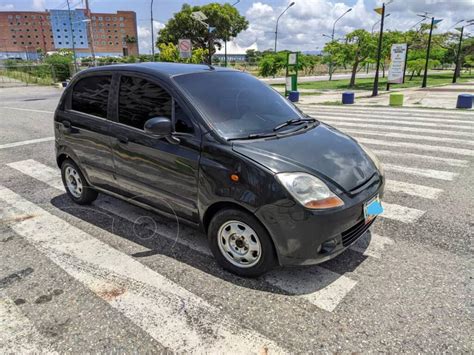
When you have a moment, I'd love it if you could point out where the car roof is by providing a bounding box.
[78,62,237,82]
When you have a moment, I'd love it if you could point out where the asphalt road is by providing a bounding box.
[0,85,472,353]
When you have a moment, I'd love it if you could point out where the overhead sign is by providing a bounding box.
[388,43,407,84]
[178,39,192,59]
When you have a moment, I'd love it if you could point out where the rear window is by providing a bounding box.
[71,75,111,118]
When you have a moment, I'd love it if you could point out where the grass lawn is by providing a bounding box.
[272,71,474,91]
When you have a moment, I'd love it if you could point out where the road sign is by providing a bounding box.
[178,39,192,59]
[388,43,407,84]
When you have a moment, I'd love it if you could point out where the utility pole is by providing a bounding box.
[66,0,78,74]
[452,26,464,83]
[84,0,96,65]
[372,3,386,97]
[274,2,295,53]
[422,17,442,88]
[150,0,155,60]
[328,8,352,80]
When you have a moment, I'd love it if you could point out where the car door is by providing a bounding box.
[62,73,116,190]
[109,73,201,222]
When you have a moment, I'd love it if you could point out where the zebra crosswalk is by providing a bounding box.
[1,104,472,352]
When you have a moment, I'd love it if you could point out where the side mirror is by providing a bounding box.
[144,117,172,137]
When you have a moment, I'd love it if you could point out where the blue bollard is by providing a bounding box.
[342,91,355,104]
[288,91,300,102]
[456,94,473,109]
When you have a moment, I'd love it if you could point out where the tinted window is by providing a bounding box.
[71,75,111,118]
[118,76,172,130]
[174,71,302,138]
[174,102,194,134]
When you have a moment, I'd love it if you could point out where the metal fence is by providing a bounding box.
[0,63,72,88]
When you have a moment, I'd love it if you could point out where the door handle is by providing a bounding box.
[117,135,129,144]
[62,120,72,133]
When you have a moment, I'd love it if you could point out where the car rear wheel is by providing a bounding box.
[61,159,98,205]
[208,208,276,277]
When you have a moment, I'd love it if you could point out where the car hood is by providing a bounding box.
[232,123,377,193]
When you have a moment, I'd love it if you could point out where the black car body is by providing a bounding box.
[54,62,384,276]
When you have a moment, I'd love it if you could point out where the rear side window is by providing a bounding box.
[118,75,172,130]
[71,75,111,118]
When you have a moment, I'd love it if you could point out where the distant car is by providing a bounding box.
[54,63,384,277]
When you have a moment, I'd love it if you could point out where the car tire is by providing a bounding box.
[61,159,98,205]
[208,208,276,277]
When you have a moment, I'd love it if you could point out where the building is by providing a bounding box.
[0,9,138,60]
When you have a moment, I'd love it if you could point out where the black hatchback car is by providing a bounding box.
[54,62,384,277]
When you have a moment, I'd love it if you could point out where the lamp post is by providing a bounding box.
[274,2,295,53]
[224,0,241,67]
[421,16,443,88]
[327,8,352,80]
[66,0,78,73]
[150,0,155,59]
[372,13,390,34]
[372,0,394,97]
[453,20,474,83]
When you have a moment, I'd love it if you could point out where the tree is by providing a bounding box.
[158,43,208,64]
[157,3,248,57]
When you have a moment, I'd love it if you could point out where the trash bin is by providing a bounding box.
[288,91,300,102]
[389,93,404,106]
[456,94,473,109]
[342,92,354,104]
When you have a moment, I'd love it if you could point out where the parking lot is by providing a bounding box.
[0,85,472,353]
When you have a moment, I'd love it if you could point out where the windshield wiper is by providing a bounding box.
[273,117,316,132]
[228,132,277,141]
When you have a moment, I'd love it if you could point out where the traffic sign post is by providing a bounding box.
[386,43,407,90]
[285,52,299,97]
[178,39,192,59]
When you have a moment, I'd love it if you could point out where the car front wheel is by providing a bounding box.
[208,208,276,277]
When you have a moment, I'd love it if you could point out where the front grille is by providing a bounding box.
[341,218,375,247]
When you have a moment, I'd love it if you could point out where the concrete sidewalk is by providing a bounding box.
[298,81,474,109]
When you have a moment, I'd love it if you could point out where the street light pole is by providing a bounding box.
[84,0,96,65]
[225,0,241,67]
[329,8,352,80]
[150,0,155,60]
[422,17,442,88]
[371,3,386,97]
[452,25,464,83]
[66,0,78,74]
[274,2,295,53]
[372,13,390,34]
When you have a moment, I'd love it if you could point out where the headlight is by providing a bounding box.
[360,144,384,175]
[275,172,344,209]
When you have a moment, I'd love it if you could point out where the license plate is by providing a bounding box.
[364,195,383,222]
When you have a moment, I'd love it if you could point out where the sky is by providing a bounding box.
[1,0,473,54]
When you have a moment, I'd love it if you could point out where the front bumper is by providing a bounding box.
[255,176,384,266]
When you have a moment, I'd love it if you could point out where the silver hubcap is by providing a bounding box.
[217,220,262,268]
[65,166,83,198]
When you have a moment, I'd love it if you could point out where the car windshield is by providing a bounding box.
[173,71,304,139]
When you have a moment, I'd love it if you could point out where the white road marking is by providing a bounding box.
[339,128,474,146]
[0,187,283,354]
[0,293,53,353]
[7,159,211,256]
[383,163,458,181]
[355,137,474,157]
[0,106,54,114]
[300,105,474,119]
[264,266,357,312]
[9,159,368,313]
[370,149,469,168]
[0,137,54,150]
[349,233,395,259]
[314,114,474,130]
[381,202,425,223]
[385,180,443,199]
[319,120,474,138]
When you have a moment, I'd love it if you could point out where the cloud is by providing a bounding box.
[0,4,14,10]
[32,0,45,11]
[232,0,474,53]
[137,21,165,54]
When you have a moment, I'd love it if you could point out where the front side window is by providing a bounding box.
[174,71,302,139]
[118,76,172,130]
[71,75,111,118]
